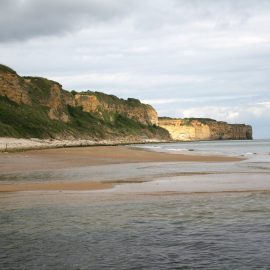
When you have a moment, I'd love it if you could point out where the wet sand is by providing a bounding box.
[0,145,243,172]
[0,181,114,192]
[0,145,244,192]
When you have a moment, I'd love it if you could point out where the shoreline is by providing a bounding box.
[0,145,244,174]
[0,144,246,192]
[0,137,253,153]
[0,137,171,152]
[1,172,269,193]
[0,181,114,192]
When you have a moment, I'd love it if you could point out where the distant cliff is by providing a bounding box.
[159,118,252,141]
[0,64,169,140]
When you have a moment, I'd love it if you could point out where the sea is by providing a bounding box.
[1,140,270,269]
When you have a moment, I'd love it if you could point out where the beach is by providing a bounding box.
[0,137,168,152]
[0,144,243,192]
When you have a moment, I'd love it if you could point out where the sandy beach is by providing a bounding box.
[0,145,244,192]
[0,181,114,192]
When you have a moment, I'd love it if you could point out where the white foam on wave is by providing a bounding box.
[165,148,189,151]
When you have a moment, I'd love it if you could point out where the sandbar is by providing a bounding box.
[0,145,243,173]
[0,145,244,192]
[0,181,114,192]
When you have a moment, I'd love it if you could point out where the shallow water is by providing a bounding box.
[1,191,270,269]
[135,139,270,158]
[1,140,270,269]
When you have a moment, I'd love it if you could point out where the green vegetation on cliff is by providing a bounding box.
[0,65,170,140]
[0,96,65,138]
[0,95,168,139]
[159,117,217,126]
[0,64,17,74]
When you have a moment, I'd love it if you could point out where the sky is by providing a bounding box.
[0,0,269,138]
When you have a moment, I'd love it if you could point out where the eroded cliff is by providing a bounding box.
[73,92,158,126]
[0,66,31,105]
[0,65,158,126]
[0,64,253,142]
[159,118,252,141]
[0,64,168,140]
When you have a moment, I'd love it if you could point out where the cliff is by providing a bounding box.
[158,118,252,141]
[73,91,158,126]
[0,64,253,142]
[0,64,169,140]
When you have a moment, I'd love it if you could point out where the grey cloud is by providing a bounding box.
[0,0,135,42]
[132,0,270,32]
[1,0,270,42]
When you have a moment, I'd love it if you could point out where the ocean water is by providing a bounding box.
[135,139,270,159]
[1,140,270,269]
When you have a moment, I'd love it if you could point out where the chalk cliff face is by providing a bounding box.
[0,65,158,126]
[0,64,253,141]
[0,67,31,105]
[159,118,253,141]
[74,93,158,126]
[0,64,166,140]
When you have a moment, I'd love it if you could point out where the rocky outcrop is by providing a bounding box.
[159,118,252,141]
[0,64,158,126]
[74,94,100,112]
[74,93,158,126]
[47,83,70,122]
[0,66,31,105]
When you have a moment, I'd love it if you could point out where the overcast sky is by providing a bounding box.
[1,0,270,138]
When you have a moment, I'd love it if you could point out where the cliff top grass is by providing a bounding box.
[159,117,219,126]
[0,64,17,74]
[74,90,145,108]
[159,117,216,122]
[182,118,217,124]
